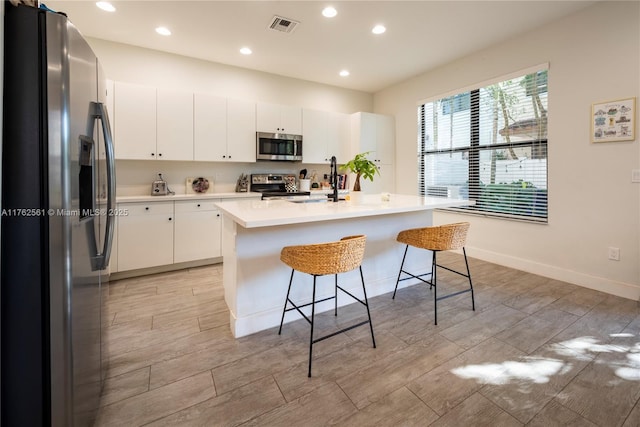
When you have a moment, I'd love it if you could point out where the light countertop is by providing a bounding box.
[116,192,261,204]
[215,193,472,228]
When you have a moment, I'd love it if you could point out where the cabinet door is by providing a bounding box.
[157,89,194,161]
[256,102,301,134]
[117,202,174,271]
[227,98,256,162]
[280,104,302,134]
[174,201,222,262]
[194,93,227,161]
[256,102,281,133]
[358,112,377,156]
[376,114,395,165]
[327,111,351,164]
[359,165,395,194]
[114,82,157,160]
[302,108,328,163]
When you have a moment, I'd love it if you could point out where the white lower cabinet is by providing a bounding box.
[117,201,175,271]
[115,197,251,273]
[174,200,222,263]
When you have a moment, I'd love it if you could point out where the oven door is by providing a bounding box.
[256,132,302,161]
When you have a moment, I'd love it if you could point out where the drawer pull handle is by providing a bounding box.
[197,204,201,207]
[168,217,172,221]
[145,207,150,210]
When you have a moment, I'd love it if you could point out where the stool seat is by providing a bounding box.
[393,222,475,325]
[279,235,376,377]
[397,222,469,251]
[280,235,366,275]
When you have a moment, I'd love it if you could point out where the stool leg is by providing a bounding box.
[432,251,438,325]
[279,269,295,335]
[392,245,409,299]
[334,274,338,316]
[308,275,317,377]
[359,266,376,349]
[463,247,475,311]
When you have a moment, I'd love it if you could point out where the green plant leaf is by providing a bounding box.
[340,151,380,182]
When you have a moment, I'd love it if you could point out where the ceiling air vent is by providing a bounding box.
[268,15,300,34]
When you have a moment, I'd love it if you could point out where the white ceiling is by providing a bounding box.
[45,0,596,93]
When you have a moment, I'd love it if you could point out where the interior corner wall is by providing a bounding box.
[374,1,640,300]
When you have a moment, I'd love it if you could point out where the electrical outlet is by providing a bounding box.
[608,247,620,261]
[632,169,640,183]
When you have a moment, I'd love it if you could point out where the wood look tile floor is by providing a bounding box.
[95,254,640,426]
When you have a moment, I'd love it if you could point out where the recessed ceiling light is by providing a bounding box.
[95,2,115,12]
[339,70,350,77]
[240,47,252,55]
[322,7,337,18]
[155,26,171,36]
[372,24,386,35]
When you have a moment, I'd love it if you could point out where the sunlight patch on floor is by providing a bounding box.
[451,357,565,385]
[450,335,640,385]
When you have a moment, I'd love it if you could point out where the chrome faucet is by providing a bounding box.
[330,156,339,202]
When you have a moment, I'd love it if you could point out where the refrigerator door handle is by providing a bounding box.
[91,101,116,270]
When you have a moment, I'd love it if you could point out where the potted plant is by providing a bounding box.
[341,151,379,191]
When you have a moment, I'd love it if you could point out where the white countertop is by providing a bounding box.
[215,193,472,228]
[116,192,261,204]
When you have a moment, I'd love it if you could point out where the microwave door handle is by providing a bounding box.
[91,101,116,270]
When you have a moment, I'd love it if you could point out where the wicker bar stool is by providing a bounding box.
[279,235,376,377]
[392,222,475,325]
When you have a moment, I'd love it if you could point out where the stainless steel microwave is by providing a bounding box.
[256,132,303,161]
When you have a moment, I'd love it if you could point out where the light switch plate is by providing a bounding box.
[632,169,640,183]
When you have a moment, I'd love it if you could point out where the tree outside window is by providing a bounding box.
[418,68,548,221]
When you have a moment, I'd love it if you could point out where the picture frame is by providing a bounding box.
[591,97,635,143]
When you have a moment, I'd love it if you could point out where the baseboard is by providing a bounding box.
[110,257,222,281]
[468,247,640,302]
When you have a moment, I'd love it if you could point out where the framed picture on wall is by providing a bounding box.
[591,97,635,143]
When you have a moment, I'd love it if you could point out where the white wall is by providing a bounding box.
[87,38,373,194]
[375,1,640,299]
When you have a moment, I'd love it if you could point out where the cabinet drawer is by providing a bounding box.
[175,200,220,213]
[121,201,174,216]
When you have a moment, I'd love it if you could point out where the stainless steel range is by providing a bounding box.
[251,174,311,200]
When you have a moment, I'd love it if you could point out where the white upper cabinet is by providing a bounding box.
[256,102,302,134]
[226,98,257,162]
[114,81,157,160]
[157,88,194,161]
[351,112,395,165]
[327,111,351,164]
[194,93,227,161]
[351,112,396,193]
[375,114,395,165]
[114,82,193,161]
[302,108,350,164]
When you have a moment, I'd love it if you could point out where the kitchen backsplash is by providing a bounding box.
[116,160,334,196]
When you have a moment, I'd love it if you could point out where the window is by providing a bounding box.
[418,66,548,222]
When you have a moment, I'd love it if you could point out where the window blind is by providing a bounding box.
[418,66,548,222]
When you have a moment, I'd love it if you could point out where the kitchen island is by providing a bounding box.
[215,194,471,337]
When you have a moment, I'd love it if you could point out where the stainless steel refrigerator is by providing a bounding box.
[2,3,116,425]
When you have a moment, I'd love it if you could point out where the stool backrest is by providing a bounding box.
[280,235,367,275]
[397,222,469,251]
